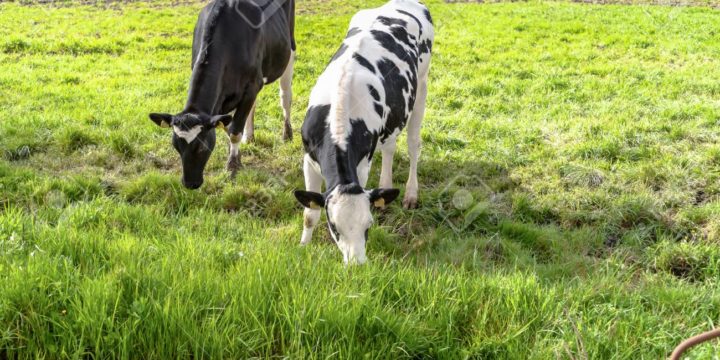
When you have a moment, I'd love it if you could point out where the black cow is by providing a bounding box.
[149,0,295,189]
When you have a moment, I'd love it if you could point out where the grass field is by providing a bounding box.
[2,0,720,358]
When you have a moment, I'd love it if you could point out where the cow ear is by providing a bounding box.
[149,113,173,128]
[294,190,325,209]
[210,115,232,130]
[368,188,400,208]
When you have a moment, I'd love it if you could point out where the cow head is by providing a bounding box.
[149,112,232,189]
[294,184,400,265]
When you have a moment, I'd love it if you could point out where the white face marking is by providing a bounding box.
[173,125,203,143]
[327,188,373,264]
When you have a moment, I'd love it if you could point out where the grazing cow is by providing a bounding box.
[294,0,433,264]
[149,0,295,189]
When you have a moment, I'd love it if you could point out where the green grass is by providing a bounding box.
[2,0,720,358]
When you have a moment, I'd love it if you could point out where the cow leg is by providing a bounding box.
[403,80,427,210]
[242,101,256,144]
[301,154,322,245]
[358,156,372,188]
[226,132,242,179]
[379,136,397,189]
[226,88,259,177]
[280,50,294,141]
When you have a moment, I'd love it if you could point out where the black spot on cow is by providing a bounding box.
[331,43,348,63]
[332,119,379,184]
[424,9,433,24]
[346,27,361,38]
[347,119,378,163]
[368,85,380,101]
[371,30,419,87]
[397,9,423,35]
[377,16,408,28]
[338,183,365,195]
[353,53,376,73]
[419,39,432,55]
[301,104,331,162]
[371,30,407,63]
[376,58,413,142]
[374,103,384,118]
[390,26,413,48]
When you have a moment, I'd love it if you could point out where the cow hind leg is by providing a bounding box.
[301,154,322,245]
[242,102,256,144]
[280,50,294,141]
[403,80,427,210]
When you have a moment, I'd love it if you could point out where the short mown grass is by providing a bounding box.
[1,0,720,358]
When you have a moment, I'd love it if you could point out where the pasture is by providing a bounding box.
[1,0,720,358]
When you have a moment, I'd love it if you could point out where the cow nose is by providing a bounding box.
[345,248,367,265]
[345,256,367,266]
[182,179,203,190]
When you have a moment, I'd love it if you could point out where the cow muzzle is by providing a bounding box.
[182,178,203,190]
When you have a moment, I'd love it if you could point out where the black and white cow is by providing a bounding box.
[294,0,433,264]
[149,0,295,189]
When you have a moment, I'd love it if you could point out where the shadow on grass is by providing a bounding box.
[365,153,715,282]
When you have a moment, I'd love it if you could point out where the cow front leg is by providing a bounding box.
[301,154,322,245]
[403,80,427,209]
[379,136,397,190]
[227,88,259,178]
[226,133,242,178]
[279,50,295,141]
[242,102,256,144]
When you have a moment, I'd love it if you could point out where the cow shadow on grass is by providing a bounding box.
[361,147,692,282]
[195,131,694,282]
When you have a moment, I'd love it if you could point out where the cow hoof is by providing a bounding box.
[282,124,293,142]
[402,196,418,210]
[300,230,312,245]
[226,156,241,174]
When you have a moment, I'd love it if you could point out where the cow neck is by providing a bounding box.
[183,61,223,115]
[321,145,361,192]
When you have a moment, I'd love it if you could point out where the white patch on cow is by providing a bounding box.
[229,140,239,157]
[263,77,268,84]
[173,125,203,143]
[326,187,373,265]
[306,154,323,177]
[329,63,353,151]
[357,155,371,188]
[242,102,256,144]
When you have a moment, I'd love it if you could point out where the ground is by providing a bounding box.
[1,0,720,358]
